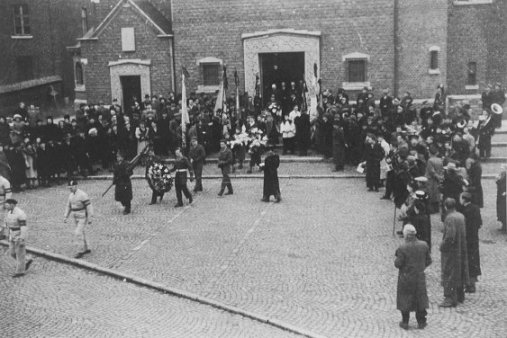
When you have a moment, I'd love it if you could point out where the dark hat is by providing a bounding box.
[415,190,428,200]
[68,179,78,186]
[5,198,18,205]
[461,191,472,200]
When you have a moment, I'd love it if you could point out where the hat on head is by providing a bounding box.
[444,162,457,171]
[68,179,78,186]
[415,176,428,183]
[5,198,17,205]
[403,224,417,237]
[13,114,22,120]
[415,190,428,200]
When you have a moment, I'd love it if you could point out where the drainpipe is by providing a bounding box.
[393,0,399,97]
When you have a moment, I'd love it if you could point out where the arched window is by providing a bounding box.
[75,62,84,86]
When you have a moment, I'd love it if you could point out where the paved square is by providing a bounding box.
[2,173,507,337]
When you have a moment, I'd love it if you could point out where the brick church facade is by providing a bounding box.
[1,0,506,112]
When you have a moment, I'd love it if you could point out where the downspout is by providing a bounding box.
[393,0,399,97]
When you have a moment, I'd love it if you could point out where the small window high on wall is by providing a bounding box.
[202,63,220,86]
[75,62,84,86]
[13,4,30,35]
[348,60,366,83]
[467,62,477,85]
[430,51,439,70]
[121,27,135,52]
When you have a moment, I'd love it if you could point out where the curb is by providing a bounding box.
[85,173,499,180]
[0,241,327,338]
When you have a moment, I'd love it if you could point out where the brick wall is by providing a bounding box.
[80,3,173,104]
[447,0,507,95]
[397,0,448,99]
[171,0,396,98]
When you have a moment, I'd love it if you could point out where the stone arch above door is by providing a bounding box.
[109,59,151,106]
[242,29,321,98]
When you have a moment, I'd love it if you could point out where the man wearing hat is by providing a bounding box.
[440,198,469,307]
[395,224,431,330]
[188,137,206,192]
[64,180,92,258]
[441,162,464,220]
[0,174,12,240]
[261,145,281,202]
[4,199,33,277]
[457,192,482,293]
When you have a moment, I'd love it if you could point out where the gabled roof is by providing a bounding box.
[78,0,172,41]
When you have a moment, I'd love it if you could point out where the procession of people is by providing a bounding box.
[1,77,506,334]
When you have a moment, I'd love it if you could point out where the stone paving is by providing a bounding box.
[1,171,507,337]
[0,258,298,338]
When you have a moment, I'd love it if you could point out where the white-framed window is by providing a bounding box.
[341,52,370,90]
[12,4,31,36]
[196,57,223,93]
[121,27,135,52]
[428,46,440,75]
[454,0,493,5]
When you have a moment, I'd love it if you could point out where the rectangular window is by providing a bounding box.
[467,62,477,85]
[121,27,135,52]
[202,63,220,86]
[17,56,33,81]
[13,4,30,35]
[348,60,366,83]
[430,51,439,70]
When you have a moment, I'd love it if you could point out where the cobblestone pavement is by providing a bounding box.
[3,172,507,337]
[0,258,298,338]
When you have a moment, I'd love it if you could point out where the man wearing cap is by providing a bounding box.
[217,140,233,196]
[188,137,206,192]
[64,180,92,259]
[440,198,469,307]
[0,174,12,240]
[4,199,33,277]
[395,224,431,330]
[170,148,193,207]
[457,192,482,293]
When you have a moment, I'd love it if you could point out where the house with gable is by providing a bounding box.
[68,0,174,109]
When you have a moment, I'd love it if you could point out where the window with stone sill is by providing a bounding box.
[202,63,220,86]
[75,62,84,86]
[467,62,477,86]
[12,4,30,36]
[348,60,366,83]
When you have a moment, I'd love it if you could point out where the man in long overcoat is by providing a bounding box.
[425,146,443,213]
[113,152,133,214]
[395,224,432,330]
[261,146,281,202]
[332,121,346,171]
[440,198,469,307]
[458,192,482,293]
[363,134,384,192]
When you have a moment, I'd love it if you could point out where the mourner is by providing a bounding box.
[188,137,206,192]
[440,198,469,307]
[217,140,233,197]
[457,192,482,293]
[64,180,93,258]
[113,152,133,214]
[4,199,33,277]
[261,146,281,202]
[170,147,194,207]
[395,224,431,330]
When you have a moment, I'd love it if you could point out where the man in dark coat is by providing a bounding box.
[458,192,482,293]
[440,198,469,307]
[332,121,346,171]
[440,162,464,221]
[395,224,432,330]
[261,146,281,202]
[408,199,432,251]
[217,140,233,196]
[113,152,133,214]
[294,110,311,156]
[497,168,506,232]
[465,156,483,208]
[188,137,206,192]
[362,134,384,192]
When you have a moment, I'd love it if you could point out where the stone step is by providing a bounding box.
[492,142,507,147]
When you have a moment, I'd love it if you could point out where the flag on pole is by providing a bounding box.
[214,79,224,114]
[234,69,240,117]
[181,66,190,139]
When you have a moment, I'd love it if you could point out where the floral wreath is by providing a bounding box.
[145,160,173,193]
